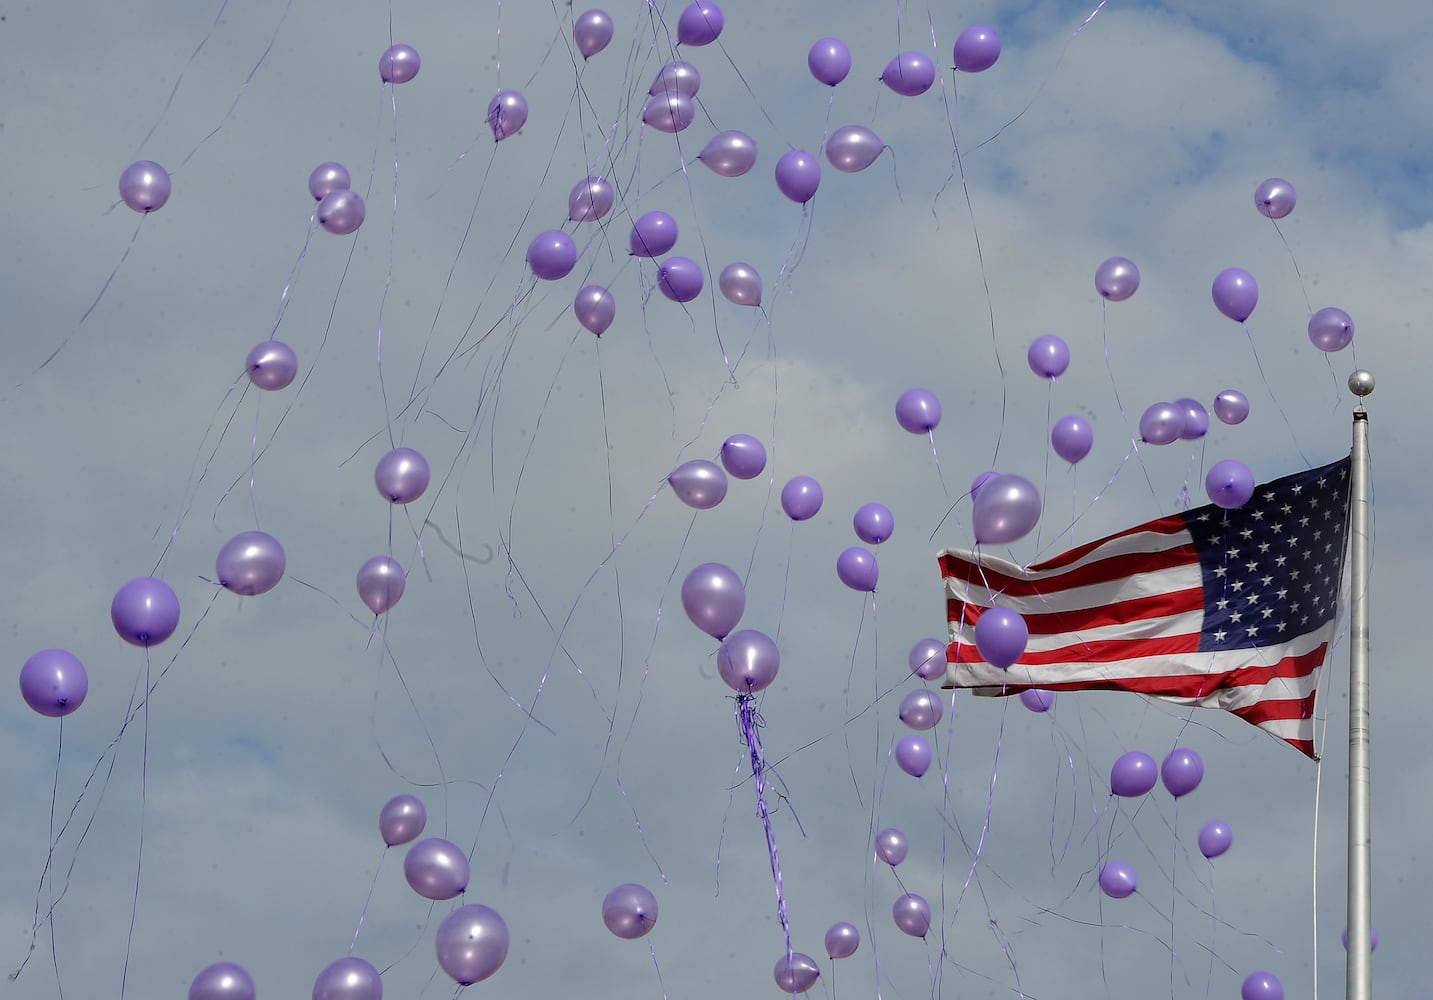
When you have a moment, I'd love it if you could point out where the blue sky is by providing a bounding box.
[3,1,1430,997]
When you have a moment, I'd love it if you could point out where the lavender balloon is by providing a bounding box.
[1197,820,1232,859]
[824,921,860,959]
[825,125,884,173]
[1175,397,1209,440]
[245,340,298,391]
[775,149,821,204]
[953,25,1001,72]
[895,388,941,433]
[875,827,908,865]
[1240,972,1284,1000]
[657,257,704,302]
[1160,747,1204,797]
[1139,402,1185,445]
[1308,307,1354,352]
[1020,689,1056,713]
[573,8,614,59]
[892,893,931,937]
[808,37,852,86]
[1205,459,1254,509]
[1212,267,1259,322]
[971,474,1041,545]
[1109,751,1158,797]
[681,562,744,639]
[908,638,947,681]
[773,953,821,994]
[973,606,1027,668]
[717,629,780,693]
[317,190,365,235]
[487,89,528,141]
[1027,334,1070,378]
[356,556,405,615]
[668,459,728,509]
[379,44,420,84]
[898,688,943,730]
[404,837,470,900]
[780,476,823,521]
[629,211,678,257]
[881,51,935,96]
[853,502,894,544]
[649,60,701,97]
[698,130,757,177]
[189,961,255,1000]
[375,446,430,503]
[1051,415,1093,463]
[1213,389,1249,425]
[719,434,766,479]
[1095,256,1140,301]
[119,160,171,213]
[676,1,723,45]
[642,92,695,133]
[378,794,427,847]
[308,162,351,201]
[111,577,181,646]
[527,229,577,280]
[1255,177,1296,219]
[312,956,381,1000]
[435,904,509,985]
[601,882,658,939]
[1099,861,1137,898]
[970,470,998,498]
[836,546,878,592]
[19,649,88,718]
[216,531,286,596]
[573,285,616,336]
[895,734,931,777]
[567,176,614,222]
[718,262,762,306]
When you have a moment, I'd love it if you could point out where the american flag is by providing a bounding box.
[938,456,1352,757]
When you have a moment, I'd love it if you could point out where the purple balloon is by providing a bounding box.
[1109,751,1158,797]
[898,688,943,730]
[657,257,704,302]
[1139,402,1185,445]
[527,230,578,280]
[908,638,947,681]
[1197,820,1232,859]
[435,904,509,985]
[853,502,894,544]
[1255,177,1296,220]
[404,837,470,900]
[698,130,757,177]
[780,476,823,521]
[1175,398,1209,440]
[973,606,1027,668]
[1051,415,1093,463]
[1205,459,1255,509]
[668,458,728,509]
[574,285,616,336]
[775,149,821,204]
[573,9,614,59]
[681,562,744,639]
[718,262,762,306]
[895,734,931,777]
[378,794,427,847]
[189,961,255,1000]
[953,25,1001,72]
[1213,389,1249,425]
[895,388,941,433]
[825,921,860,959]
[375,447,430,504]
[317,190,365,235]
[312,956,381,1000]
[356,556,405,615]
[19,649,88,718]
[808,37,852,86]
[676,1,723,45]
[717,628,780,694]
[1027,334,1070,378]
[1160,747,1204,797]
[1308,307,1354,352]
[629,211,679,257]
[836,546,878,592]
[568,176,615,222]
[308,162,350,201]
[119,160,171,213]
[875,827,908,866]
[245,340,298,391]
[970,470,998,499]
[642,92,695,133]
[1095,257,1140,301]
[601,882,658,939]
[379,44,420,84]
[892,893,931,937]
[773,953,821,994]
[971,474,1041,545]
[825,125,884,173]
[1341,925,1379,952]
[719,434,766,479]
[216,531,286,597]
[1240,972,1284,1000]
[1020,688,1056,713]
[1212,267,1259,322]
[487,89,528,141]
[111,577,181,646]
[881,51,935,96]
[649,61,701,98]
[1099,861,1137,899]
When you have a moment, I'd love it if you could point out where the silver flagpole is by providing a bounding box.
[1346,370,1374,1000]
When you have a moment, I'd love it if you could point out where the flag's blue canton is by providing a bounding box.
[1183,457,1351,654]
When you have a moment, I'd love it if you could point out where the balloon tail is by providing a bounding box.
[120,650,153,1000]
[737,694,794,967]
[350,849,388,955]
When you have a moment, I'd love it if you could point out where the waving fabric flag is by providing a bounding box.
[938,456,1352,758]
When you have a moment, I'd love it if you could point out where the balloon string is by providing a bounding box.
[1238,322,1313,468]
[736,694,794,974]
[134,0,231,155]
[1170,797,1179,1000]
[267,213,317,343]
[646,938,669,1000]
[350,849,388,955]
[120,649,153,1000]
[49,718,64,999]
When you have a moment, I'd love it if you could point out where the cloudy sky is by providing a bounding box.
[3,0,1430,997]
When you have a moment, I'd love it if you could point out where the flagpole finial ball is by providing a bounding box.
[1348,370,1375,397]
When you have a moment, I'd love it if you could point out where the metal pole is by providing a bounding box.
[1346,369,1375,1000]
